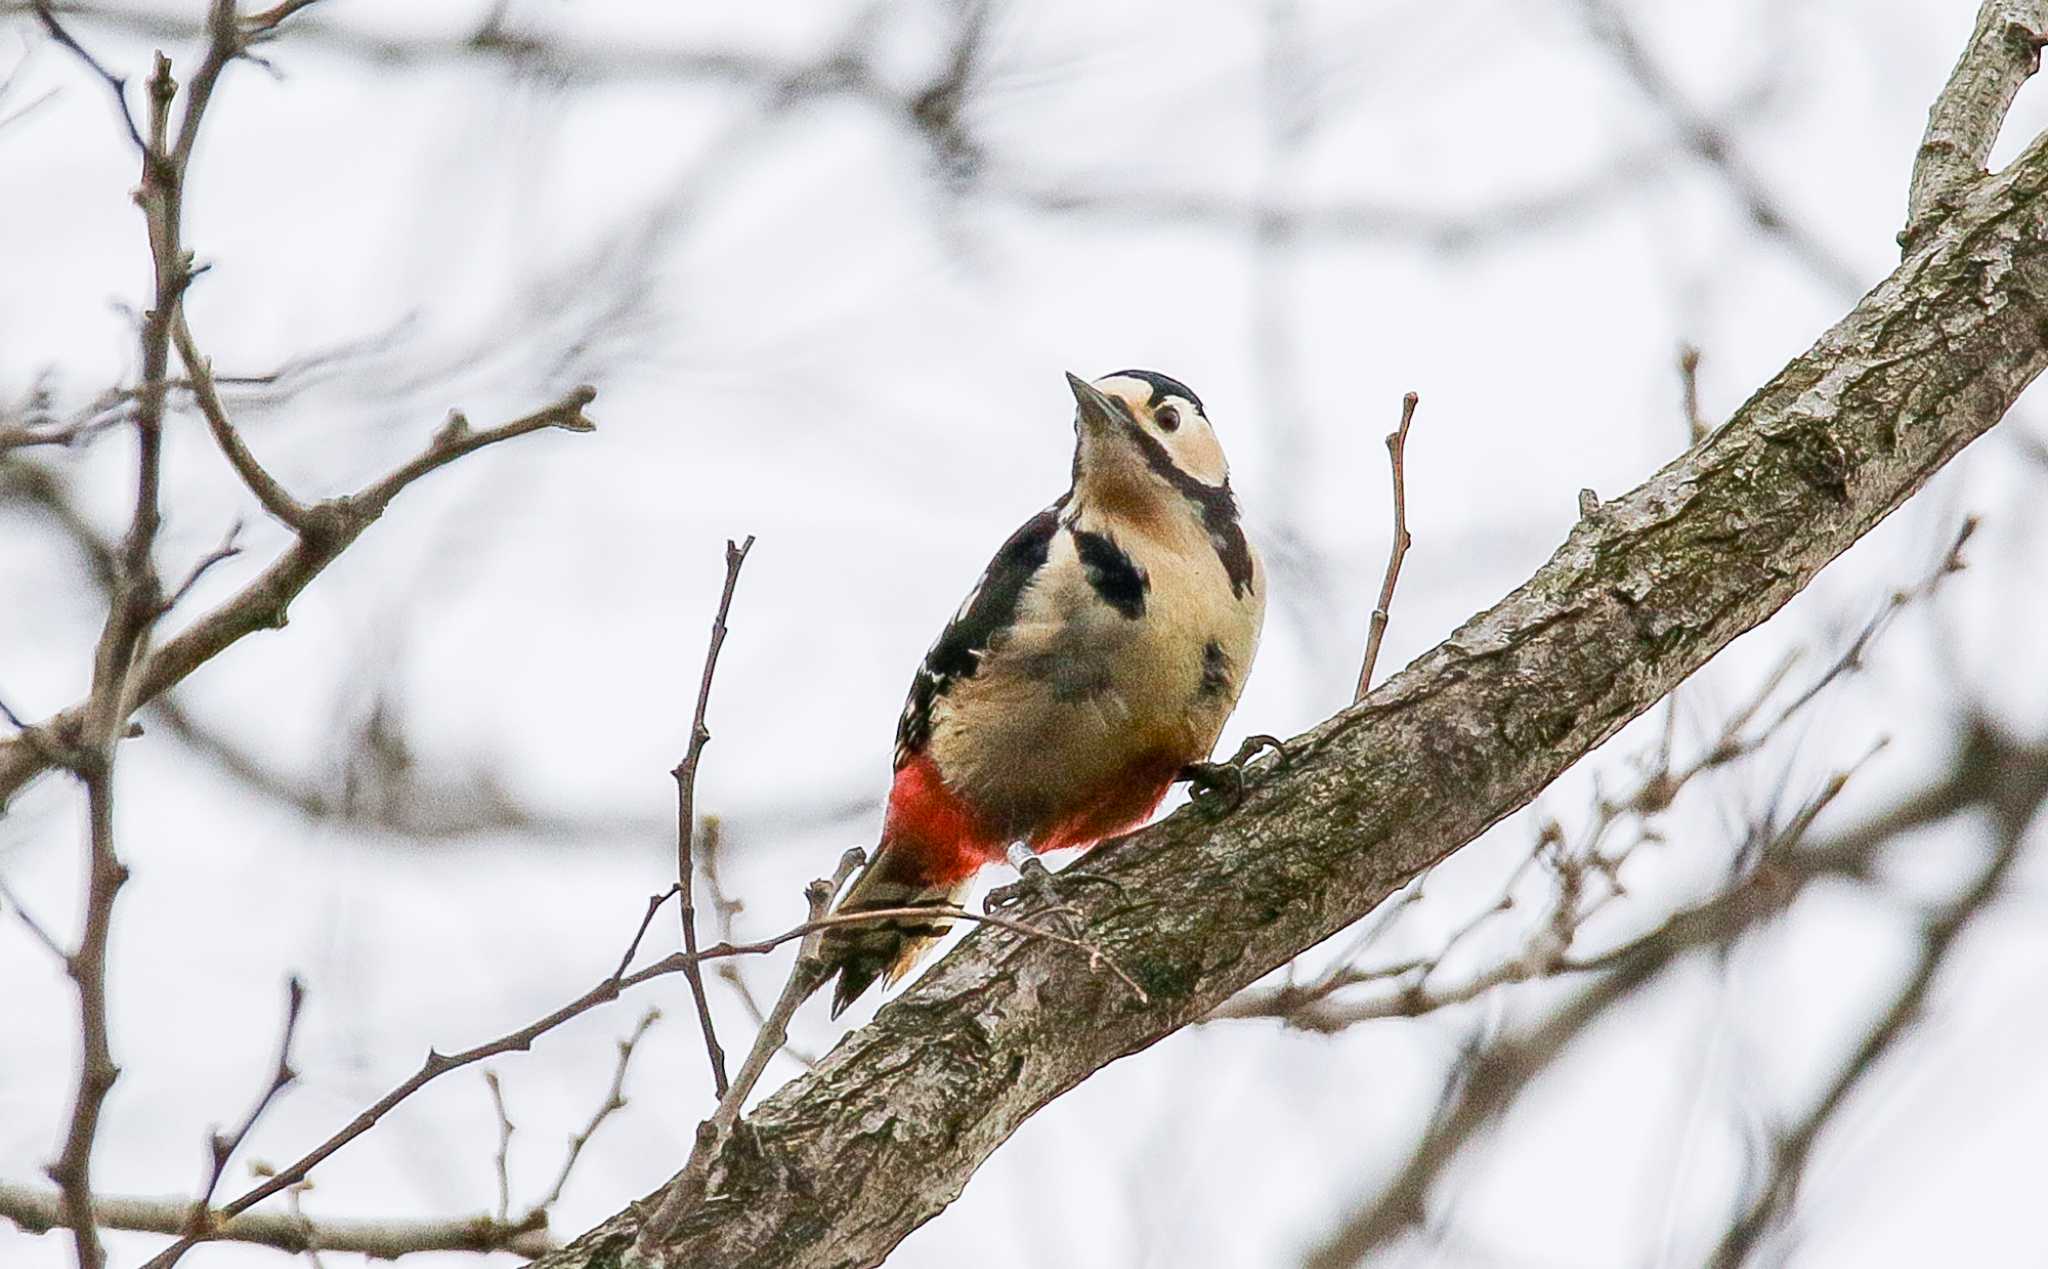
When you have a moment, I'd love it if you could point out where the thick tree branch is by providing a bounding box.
[1905,0,2048,249]
[537,62,2048,1269]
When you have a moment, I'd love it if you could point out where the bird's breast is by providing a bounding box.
[927,514,1263,841]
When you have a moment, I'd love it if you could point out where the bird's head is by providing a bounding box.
[1065,370,1230,505]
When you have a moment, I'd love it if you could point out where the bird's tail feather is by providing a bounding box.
[819,841,969,1018]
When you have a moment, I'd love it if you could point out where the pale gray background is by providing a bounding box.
[4,2,2047,1266]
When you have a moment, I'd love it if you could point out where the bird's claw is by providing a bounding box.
[1180,734,1289,815]
[984,854,1091,936]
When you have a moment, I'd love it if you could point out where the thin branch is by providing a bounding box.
[29,0,144,154]
[673,535,756,1100]
[1232,520,1972,1037]
[8,0,867,92]
[279,1180,328,1269]
[0,383,600,811]
[0,1183,553,1260]
[538,1007,661,1210]
[637,849,863,1248]
[1228,750,1868,1037]
[171,310,311,530]
[702,818,817,1065]
[1299,713,2048,1268]
[482,1071,512,1226]
[53,755,125,1269]
[1679,344,1707,444]
[0,414,115,454]
[160,519,244,612]
[1578,0,1864,298]
[1302,769,1866,1269]
[352,387,597,515]
[0,872,67,961]
[613,884,681,980]
[132,877,1135,1264]
[40,31,188,1266]
[1355,392,1418,702]
[1904,0,2048,247]
[139,974,310,1269]
[1707,737,2042,1267]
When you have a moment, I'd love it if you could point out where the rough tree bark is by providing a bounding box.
[521,11,2048,1268]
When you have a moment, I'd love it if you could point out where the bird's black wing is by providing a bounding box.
[893,504,1062,769]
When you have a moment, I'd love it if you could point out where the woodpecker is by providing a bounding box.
[819,369,1265,1017]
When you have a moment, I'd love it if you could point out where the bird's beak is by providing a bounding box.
[1066,372,1128,437]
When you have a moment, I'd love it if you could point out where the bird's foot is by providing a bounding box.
[984,845,1112,934]
[1180,733,1290,815]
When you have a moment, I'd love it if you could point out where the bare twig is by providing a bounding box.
[351,388,596,515]
[1679,344,1707,444]
[637,848,861,1248]
[673,535,756,1100]
[55,709,126,1269]
[131,875,1137,1263]
[702,819,818,1065]
[1764,518,1976,726]
[29,0,144,154]
[111,976,314,1269]
[1355,392,1419,702]
[0,872,67,960]
[538,1007,661,1210]
[482,1072,512,1226]
[171,310,311,531]
[1303,769,1864,1268]
[0,1183,553,1260]
[1707,730,2042,1267]
[612,884,681,980]
[9,0,875,93]
[189,976,305,1220]
[1904,0,2048,248]
[0,382,599,811]
[1298,709,2048,1268]
[281,1181,328,1269]
[0,412,118,454]
[1578,0,1865,298]
[160,519,244,612]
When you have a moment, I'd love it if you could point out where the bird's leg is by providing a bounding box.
[985,841,1073,918]
[1180,733,1290,814]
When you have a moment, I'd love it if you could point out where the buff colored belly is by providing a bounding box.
[930,556,1258,844]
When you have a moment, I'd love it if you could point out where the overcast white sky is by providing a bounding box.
[4,1,2048,1266]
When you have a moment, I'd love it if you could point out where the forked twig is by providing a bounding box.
[539,1007,661,1209]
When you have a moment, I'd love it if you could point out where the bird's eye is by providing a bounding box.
[1156,405,1181,432]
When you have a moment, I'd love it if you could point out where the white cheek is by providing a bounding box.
[1178,426,1228,485]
